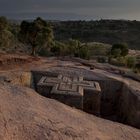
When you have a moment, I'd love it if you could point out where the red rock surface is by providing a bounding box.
[0,83,139,140]
[0,53,140,140]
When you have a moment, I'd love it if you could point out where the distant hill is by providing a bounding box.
[51,20,140,50]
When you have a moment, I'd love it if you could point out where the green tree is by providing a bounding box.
[67,39,90,59]
[0,16,8,31]
[111,43,128,58]
[19,17,54,55]
[67,39,81,57]
[126,56,136,68]
[79,45,90,59]
[51,41,69,56]
[0,30,14,48]
[111,48,121,58]
[0,16,15,49]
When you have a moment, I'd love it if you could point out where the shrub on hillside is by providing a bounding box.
[109,57,126,67]
[78,46,90,60]
[97,56,108,63]
[38,48,53,57]
[50,41,69,56]
[111,43,129,58]
[134,63,140,73]
[126,56,136,68]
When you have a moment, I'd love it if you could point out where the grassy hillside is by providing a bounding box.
[52,20,140,50]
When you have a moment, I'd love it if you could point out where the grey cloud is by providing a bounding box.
[0,0,140,20]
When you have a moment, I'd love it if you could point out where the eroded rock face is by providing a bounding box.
[0,71,32,87]
[118,84,140,128]
[0,83,140,140]
[0,54,140,139]
[32,67,140,129]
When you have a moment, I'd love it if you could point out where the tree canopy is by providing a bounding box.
[0,16,15,49]
[19,17,54,55]
[0,16,8,31]
[111,43,129,57]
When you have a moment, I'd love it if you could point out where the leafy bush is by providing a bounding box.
[38,48,52,57]
[86,42,111,56]
[0,16,18,51]
[50,41,68,56]
[98,56,108,63]
[109,57,126,67]
[126,56,136,68]
[111,43,129,58]
[134,63,140,73]
[79,46,90,59]
[51,45,61,56]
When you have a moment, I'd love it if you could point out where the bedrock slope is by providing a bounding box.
[0,83,139,140]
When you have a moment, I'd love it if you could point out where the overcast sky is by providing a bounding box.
[0,0,140,20]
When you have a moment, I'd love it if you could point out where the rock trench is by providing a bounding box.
[31,68,140,129]
[0,66,139,129]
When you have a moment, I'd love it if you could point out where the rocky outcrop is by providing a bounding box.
[1,66,140,129]
[0,57,28,66]
[0,83,139,140]
[0,71,32,87]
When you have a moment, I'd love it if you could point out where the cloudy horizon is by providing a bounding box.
[0,0,140,21]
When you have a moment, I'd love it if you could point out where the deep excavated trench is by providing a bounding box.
[1,68,139,129]
[30,70,140,129]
